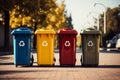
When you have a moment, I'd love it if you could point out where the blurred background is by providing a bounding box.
[0,0,120,52]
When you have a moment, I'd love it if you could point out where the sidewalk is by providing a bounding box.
[0,51,120,80]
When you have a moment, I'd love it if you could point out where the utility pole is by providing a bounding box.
[94,3,107,34]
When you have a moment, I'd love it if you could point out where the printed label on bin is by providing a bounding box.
[88,41,93,47]
[64,41,70,47]
[19,41,25,47]
[42,41,48,47]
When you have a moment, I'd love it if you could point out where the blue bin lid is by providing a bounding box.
[11,27,33,35]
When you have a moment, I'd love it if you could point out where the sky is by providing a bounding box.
[57,0,120,33]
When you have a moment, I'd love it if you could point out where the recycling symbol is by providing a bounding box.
[19,41,25,47]
[42,41,48,47]
[64,41,70,47]
[88,41,93,47]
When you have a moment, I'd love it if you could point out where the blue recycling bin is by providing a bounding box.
[11,27,34,67]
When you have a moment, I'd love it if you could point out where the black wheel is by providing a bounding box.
[30,55,34,66]
[54,58,56,62]
[80,55,82,63]
[16,65,18,67]
[53,63,55,66]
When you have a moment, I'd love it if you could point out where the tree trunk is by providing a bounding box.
[33,22,37,49]
[4,10,10,51]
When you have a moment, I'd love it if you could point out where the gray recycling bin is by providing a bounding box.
[80,30,101,67]
[11,27,34,67]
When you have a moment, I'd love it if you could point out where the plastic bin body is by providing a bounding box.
[35,29,55,66]
[80,30,100,66]
[58,29,78,66]
[11,27,33,66]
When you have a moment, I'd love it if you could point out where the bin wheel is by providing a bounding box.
[30,55,34,66]
[80,55,82,63]
[54,58,56,62]
[53,63,55,66]
[80,55,83,66]
[16,65,18,67]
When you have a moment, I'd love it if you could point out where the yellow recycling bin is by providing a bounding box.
[35,29,55,66]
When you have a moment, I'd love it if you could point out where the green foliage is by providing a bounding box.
[10,0,41,28]
[65,13,73,29]
[99,5,120,34]
[0,0,16,51]
[107,6,120,35]
[0,0,15,11]
[10,0,67,32]
[98,5,120,47]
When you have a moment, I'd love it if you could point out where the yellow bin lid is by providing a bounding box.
[35,29,55,34]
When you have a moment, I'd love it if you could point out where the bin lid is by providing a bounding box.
[35,29,55,34]
[58,29,78,35]
[80,30,101,35]
[11,27,33,35]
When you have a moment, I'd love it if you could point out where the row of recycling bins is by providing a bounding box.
[11,27,101,67]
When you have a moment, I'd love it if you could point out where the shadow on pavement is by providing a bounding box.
[97,65,120,68]
[58,65,120,68]
[24,64,120,68]
[0,52,13,56]
[0,62,14,65]
[100,48,120,54]
[78,65,120,68]
[0,56,11,59]
[0,69,55,75]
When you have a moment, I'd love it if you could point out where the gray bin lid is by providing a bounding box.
[80,30,101,35]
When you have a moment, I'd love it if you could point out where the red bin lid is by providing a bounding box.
[58,29,78,35]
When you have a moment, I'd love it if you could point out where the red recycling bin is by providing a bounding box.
[58,29,78,66]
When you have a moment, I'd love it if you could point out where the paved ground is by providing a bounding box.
[0,49,120,80]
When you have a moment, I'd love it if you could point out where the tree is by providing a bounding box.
[10,0,67,30]
[0,0,67,50]
[99,5,120,35]
[98,5,120,47]
[10,0,41,28]
[0,0,15,51]
[106,6,120,34]
[65,13,73,29]
[10,0,67,48]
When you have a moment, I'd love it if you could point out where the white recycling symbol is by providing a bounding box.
[42,41,48,47]
[19,41,25,47]
[88,41,93,47]
[64,41,70,47]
